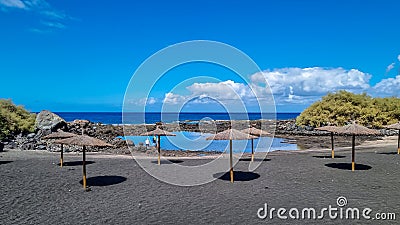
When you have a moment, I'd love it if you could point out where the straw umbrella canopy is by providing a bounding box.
[334,123,380,171]
[315,126,338,158]
[140,126,176,165]
[385,122,400,155]
[206,128,257,183]
[55,135,113,189]
[241,127,271,161]
[42,131,77,139]
[42,131,77,167]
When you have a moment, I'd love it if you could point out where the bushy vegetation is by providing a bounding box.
[0,99,36,140]
[296,91,400,128]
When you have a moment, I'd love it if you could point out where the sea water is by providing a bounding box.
[55,112,300,124]
[53,112,300,151]
[120,131,298,152]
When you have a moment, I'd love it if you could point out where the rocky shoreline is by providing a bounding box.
[1,110,397,155]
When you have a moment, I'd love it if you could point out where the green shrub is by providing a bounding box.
[0,99,36,140]
[296,91,400,128]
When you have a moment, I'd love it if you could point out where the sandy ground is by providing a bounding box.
[0,139,399,224]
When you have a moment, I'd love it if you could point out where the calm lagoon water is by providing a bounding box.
[55,112,300,152]
[120,131,298,152]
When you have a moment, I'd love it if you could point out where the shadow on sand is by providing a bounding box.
[313,155,346,159]
[213,171,260,181]
[150,159,184,164]
[325,163,372,170]
[0,161,12,165]
[377,152,398,155]
[58,161,96,166]
[239,158,271,162]
[80,176,127,186]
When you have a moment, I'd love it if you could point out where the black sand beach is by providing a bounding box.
[0,144,399,224]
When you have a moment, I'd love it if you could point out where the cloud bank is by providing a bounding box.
[251,67,371,104]
[372,75,400,96]
[136,67,400,111]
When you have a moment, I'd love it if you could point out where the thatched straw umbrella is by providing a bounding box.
[55,135,113,189]
[315,126,338,158]
[206,128,257,183]
[42,131,77,167]
[334,123,380,171]
[140,126,176,165]
[241,127,271,161]
[385,122,400,154]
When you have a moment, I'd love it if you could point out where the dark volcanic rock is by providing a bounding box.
[37,145,47,150]
[4,141,17,149]
[65,122,126,152]
[35,110,68,134]
[4,112,393,154]
[26,133,36,139]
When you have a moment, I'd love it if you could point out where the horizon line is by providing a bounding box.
[40,111,302,114]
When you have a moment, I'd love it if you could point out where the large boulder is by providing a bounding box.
[71,119,90,128]
[35,110,67,134]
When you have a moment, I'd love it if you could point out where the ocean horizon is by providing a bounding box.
[53,112,301,125]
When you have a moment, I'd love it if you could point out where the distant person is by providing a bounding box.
[153,136,157,144]
[145,138,150,148]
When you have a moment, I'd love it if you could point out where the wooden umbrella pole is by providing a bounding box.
[157,135,161,165]
[351,135,355,171]
[82,146,87,189]
[60,144,64,167]
[251,138,254,162]
[331,132,335,158]
[397,130,400,155]
[230,139,233,183]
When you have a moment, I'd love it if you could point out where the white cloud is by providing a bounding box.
[140,67,400,109]
[0,0,25,9]
[41,21,65,29]
[1,0,71,31]
[24,0,51,9]
[147,97,156,105]
[127,97,158,106]
[288,86,294,101]
[386,63,395,73]
[251,67,371,98]
[187,80,256,100]
[398,54,400,62]
[163,93,189,105]
[134,97,157,105]
[158,67,374,107]
[160,80,264,108]
[189,97,214,104]
[41,10,67,20]
[1,0,51,11]
[372,75,400,97]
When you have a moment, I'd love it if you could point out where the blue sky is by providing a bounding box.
[1,0,400,112]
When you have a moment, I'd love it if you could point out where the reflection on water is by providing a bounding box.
[120,131,298,153]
